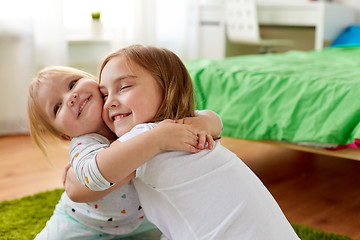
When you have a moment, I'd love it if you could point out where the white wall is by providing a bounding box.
[256,0,360,23]
[0,32,33,135]
[333,0,360,23]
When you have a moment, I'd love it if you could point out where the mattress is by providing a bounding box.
[186,47,360,149]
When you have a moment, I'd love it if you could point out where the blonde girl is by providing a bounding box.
[28,66,221,239]
[67,45,300,240]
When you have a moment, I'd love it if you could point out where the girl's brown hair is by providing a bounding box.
[99,45,195,122]
[27,66,97,156]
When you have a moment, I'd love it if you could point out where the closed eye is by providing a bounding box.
[120,85,131,91]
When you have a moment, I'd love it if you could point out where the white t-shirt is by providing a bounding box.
[118,123,300,240]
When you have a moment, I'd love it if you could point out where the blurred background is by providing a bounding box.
[1,0,359,136]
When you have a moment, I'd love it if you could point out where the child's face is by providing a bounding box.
[100,56,163,137]
[37,74,107,138]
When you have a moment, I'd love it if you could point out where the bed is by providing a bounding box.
[185,46,360,160]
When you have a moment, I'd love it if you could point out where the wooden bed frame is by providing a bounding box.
[220,137,360,161]
[257,140,360,161]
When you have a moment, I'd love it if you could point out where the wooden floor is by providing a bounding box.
[1,135,360,239]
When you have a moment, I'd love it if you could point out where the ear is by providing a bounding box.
[61,134,71,141]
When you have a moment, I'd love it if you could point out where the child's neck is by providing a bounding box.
[98,128,117,141]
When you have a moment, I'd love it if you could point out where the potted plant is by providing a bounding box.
[91,11,101,20]
[91,11,103,37]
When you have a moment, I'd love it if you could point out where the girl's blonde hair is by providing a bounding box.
[27,66,97,155]
[99,45,195,122]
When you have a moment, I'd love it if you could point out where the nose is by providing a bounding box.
[104,93,119,109]
[67,93,78,106]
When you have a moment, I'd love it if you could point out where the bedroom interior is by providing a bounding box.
[1,0,360,239]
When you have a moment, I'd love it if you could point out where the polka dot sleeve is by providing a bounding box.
[69,134,113,191]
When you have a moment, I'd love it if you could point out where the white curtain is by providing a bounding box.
[101,0,200,60]
[0,0,66,135]
[0,0,200,136]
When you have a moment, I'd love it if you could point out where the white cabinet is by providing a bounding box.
[67,39,112,76]
[198,0,355,57]
[257,2,355,50]
[198,0,226,59]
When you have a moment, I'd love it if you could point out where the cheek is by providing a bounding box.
[150,89,163,116]
[152,84,164,112]
[56,115,76,136]
[102,106,113,130]
[136,96,162,121]
[154,94,163,111]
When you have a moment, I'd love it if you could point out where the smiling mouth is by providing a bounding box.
[78,97,90,116]
[112,113,131,121]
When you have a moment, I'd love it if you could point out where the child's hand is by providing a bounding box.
[176,118,215,150]
[196,130,214,150]
[155,119,200,153]
[62,162,72,186]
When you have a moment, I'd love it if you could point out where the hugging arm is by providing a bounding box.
[96,110,222,185]
[96,121,199,185]
[64,166,134,202]
[66,121,199,202]
[65,110,222,202]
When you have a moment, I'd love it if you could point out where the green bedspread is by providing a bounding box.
[186,47,360,146]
